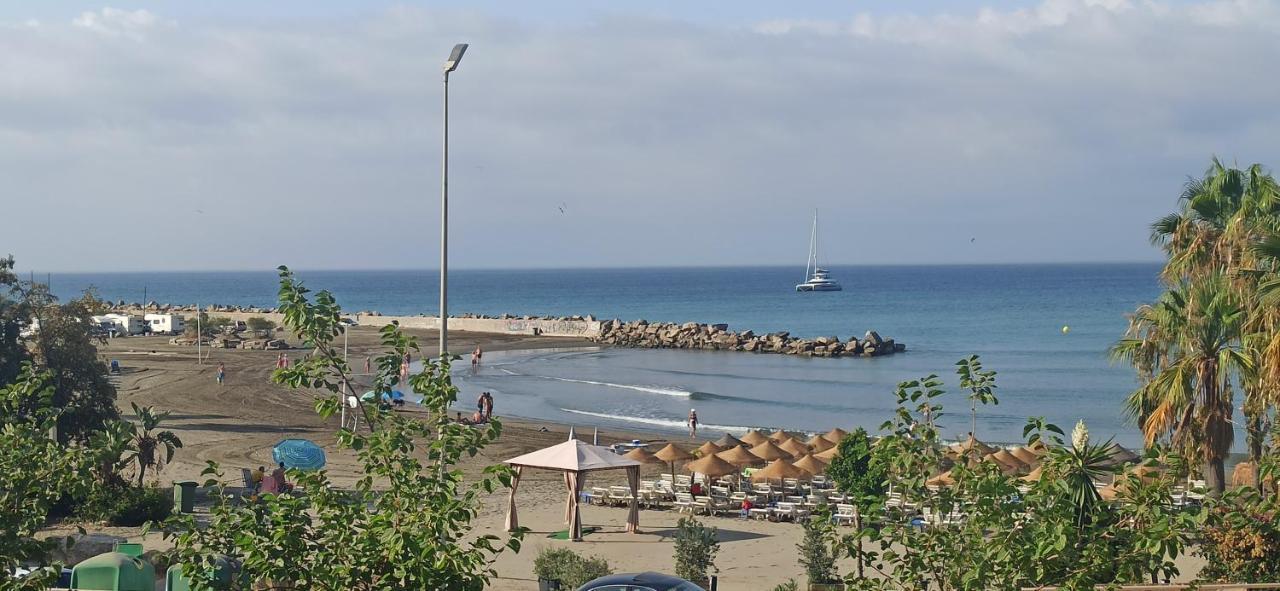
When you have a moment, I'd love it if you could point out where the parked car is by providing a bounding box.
[339,317,357,326]
[576,572,706,591]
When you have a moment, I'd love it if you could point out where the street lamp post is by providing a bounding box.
[440,42,468,360]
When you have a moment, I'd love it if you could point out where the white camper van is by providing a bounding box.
[103,313,146,336]
[145,313,186,335]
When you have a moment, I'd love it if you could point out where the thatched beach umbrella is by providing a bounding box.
[750,439,790,462]
[792,453,828,476]
[695,441,723,457]
[815,445,841,462]
[768,429,796,443]
[1101,443,1140,467]
[623,447,664,465]
[749,458,805,482]
[717,445,765,468]
[685,454,740,479]
[1021,465,1044,482]
[713,433,744,448]
[654,443,694,484]
[778,438,810,458]
[740,429,770,446]
[807,435,835,453]
[982,452,1022,475]
[1232,461,1257,487]
[1009,446,1041,466]
[926,470,955,487]
[822,427,849,444]
[990,449,1027,473]
[949,434,996,457]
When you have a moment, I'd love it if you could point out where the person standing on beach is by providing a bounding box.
[363,355,371,374]
[472,345,483,367]
[482,391,494,420]
[216,362,225,386]
[476,391,486,419]
[688,409,698,439]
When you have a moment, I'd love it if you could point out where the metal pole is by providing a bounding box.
[196,302,202,365]
[343,327,348,363]
[439,70,450,360]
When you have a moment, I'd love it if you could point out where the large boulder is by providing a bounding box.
[49,533,126,565]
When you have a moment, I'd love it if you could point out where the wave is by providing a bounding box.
[560,408,758,434]
[496,368,693,397]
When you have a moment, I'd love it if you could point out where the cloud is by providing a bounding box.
[2,1,1278,271]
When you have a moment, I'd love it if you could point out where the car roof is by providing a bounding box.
[579,571,703,590]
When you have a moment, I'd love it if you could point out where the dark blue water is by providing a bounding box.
[47,264,1170,447]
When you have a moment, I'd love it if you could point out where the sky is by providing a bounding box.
[3,0,1279,272]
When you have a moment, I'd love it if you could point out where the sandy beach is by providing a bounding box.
[66,326,1204,590]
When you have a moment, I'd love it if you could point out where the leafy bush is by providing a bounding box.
[1198,489,1280,583]
[82,484,173,526]
[246,316,276,332]
[673,516,719,583]
[798,512,839,584]
[771,581,799,591]
[532,547,611,587]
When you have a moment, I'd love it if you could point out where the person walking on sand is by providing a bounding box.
[363,355,371,374]
[216,362,225,386]
[688,408,698,439]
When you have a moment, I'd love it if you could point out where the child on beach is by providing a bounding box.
[216,362,225,385]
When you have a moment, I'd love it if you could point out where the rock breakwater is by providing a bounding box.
[594,320,905,358]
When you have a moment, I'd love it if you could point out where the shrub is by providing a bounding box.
[532,547,611,588]
[673,516,719,583]
[771,581,799,591]
[83,484,173,526]
[798,512,839,584]
[1198,490,1280,583]
[246,317,276,332]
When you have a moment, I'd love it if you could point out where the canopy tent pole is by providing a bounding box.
[626,465,640,533]
[505,466,522,532]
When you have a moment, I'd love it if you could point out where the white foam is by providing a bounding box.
[499,369,692,397]
[560,408,753,434]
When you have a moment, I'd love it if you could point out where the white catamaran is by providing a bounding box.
[796,212,843,292]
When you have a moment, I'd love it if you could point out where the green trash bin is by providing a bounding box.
[113,543,143,558]
[173,481,198,514]
[166,557,233,591]
[71,552,155,591]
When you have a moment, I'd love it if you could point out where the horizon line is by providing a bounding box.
[18,259,1167,276]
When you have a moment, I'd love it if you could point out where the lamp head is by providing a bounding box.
[444,43,468,73]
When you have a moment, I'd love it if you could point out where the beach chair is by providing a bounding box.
[707,495,734,516]
[674,493,695,514]
[591,487,609,506]
[690,496,711,515]
[749,506,773,520]
[833,504,857,526]
[783,478,800,492]
[774,502,798,521]
[811,475,829,488]
[241,468,255,491]
[710,485,730,497]
[610,486,635,507]
[656,481,677,500]
[675,475,692,492]
[729,491,747,505]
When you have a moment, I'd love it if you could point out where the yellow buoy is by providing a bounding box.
[1061,325,1070,334]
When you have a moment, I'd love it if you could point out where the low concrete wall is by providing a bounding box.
[113,309,601,338]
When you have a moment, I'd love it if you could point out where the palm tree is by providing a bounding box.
[1112,274,1251,494]
[128,402,182,486]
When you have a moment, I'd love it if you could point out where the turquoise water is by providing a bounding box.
[48,264,1170,447]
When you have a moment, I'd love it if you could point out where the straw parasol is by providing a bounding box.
[768,429,796,443]
[716,445,765,468]
[713,433,744,448]
[792,453,828,476]
[815,445,841,462]
[1021,465,1044,482]
[1102,443,1140,467]
[685,453,740,479]
[623,447,664,465]
[926,470,955,487]
[807,435,836,452]
[740,429,770,446]
[695,441,724,457]
[822,427,849,444]
[654,443,695,484]
[1009,446,1040,466]
[990,449,1028,473]
[749,458,805,482]
[982,452,1022,475]
[778,438,810,458]
[750,439,790,462]
[949,434,997,457]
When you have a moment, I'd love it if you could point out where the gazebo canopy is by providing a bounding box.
[504,439,642,542]
[623,447,664,465]
[750,458,804,482]
[750,440,790,461]
[740,430,770,446]
[695,441,724,457]
[654,443,694,463]
[716,445,764,467]
[822,427,849,444]
[685,454,739,478]
[778,438,810,458]
[506,439,641,472]
[713,433,744,448]
[792,454,827,475]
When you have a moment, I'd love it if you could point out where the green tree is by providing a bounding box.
[797,512,839,585]
[245,316,276,332]
[673,517,719,584]
[126,402,182,486]
[956,355,998,440]
[166,266,522,591]
[1113,273,1251,494]
[825,427,886,579]
[0,365,96,591]
[0,255,30,388]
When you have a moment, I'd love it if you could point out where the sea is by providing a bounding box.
[44,263,1181,449]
